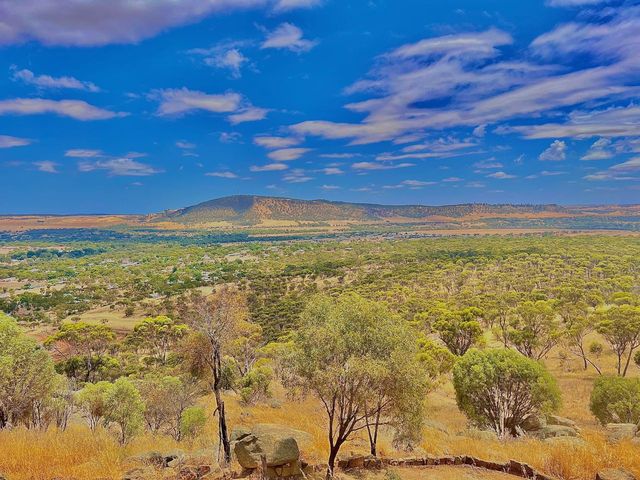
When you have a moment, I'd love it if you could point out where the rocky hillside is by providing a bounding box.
[159,195,570,224]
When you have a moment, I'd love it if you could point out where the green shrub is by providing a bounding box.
[453,348,560,437]
[239,365,273,405]
[590,375,640,425]
[180,406,207,439]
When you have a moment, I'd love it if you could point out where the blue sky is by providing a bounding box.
[0,0,639,213]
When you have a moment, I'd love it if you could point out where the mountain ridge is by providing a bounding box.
[159,194,573,224]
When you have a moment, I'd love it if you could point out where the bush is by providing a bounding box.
[238,365,272,405]
[590,375,640,425]
[453,348,560,437]
[180,406,207,439]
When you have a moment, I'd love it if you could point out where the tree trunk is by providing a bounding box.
[622,348,635,377]
[213,348,231,464]
[326,443,341,480]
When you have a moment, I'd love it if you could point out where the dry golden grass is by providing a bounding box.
[0,345,639,480]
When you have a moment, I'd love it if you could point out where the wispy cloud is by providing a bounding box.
[261,23,316,52]
[228,106,269,124]
[206,171,239,178]
[155,88,242,115]
[11,67,100,92]
[250,163,288,172]
[0,98,126,120]
[0,0,317,47]
[352,161,414,171]
[154,88,267,124]
[79,157,162,176]
[272,0,323,12]
[283,168,313,183]
[0,135,31,148]
[65,149,103,158]
[34,161,59,173]
[487,171,516,179]
[267,147,310,161]
[254,136,301,149]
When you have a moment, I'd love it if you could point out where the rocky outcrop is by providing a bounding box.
[231,423,311,479]
[596,469,636,480]
[605,423,638,443]
[521,414,579,439]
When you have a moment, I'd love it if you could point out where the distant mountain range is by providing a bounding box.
[2,195,640,232]
[158,195,573,224]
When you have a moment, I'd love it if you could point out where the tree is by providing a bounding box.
[590,375,640,425]
[432,307,483,356]
[177,287,248,464]
[138,374,200,440]
[126,316,188,365]
[596,305,640,376]
[508,300,563,360]
[104,377,144,444]
[45,322,115,382]
[76,381,112,431]
[453,349,560,438]
[0,314,58,428]
[285,294,427,477]
[227,320,264,377]
[560,303,601,374]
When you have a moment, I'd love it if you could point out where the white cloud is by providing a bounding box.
[0,135,31,148]
[254,136,301,149]
[0,98,126,120]
[250,163,288,172]
[539,140,567,161]
[267,147,310,161]
[261,23,316,52]
[65,149,103,158]
[283,169,313,183]
[219,132,243,143]
[388,28,511,60]
[320,184,339,190]
[473,159,503,169]
[585,156,640,181]
[581,138,613,160]
[78,158,162,176]
[34,161,59,173]
[443,176,463,182]
[292,7,640,146]
[0,0,287,47]
[11,67,99,92]
[320,167,344,175]
[487,171,516,179]
[176,141,196,149]
[206,171,239,178]
[546,0,611,7]
[351,162,414,171]
[320,153,361,159]
[155,88,242,115]
[211,48,248,78]
[228,107,269,124]
[272,0,322,12]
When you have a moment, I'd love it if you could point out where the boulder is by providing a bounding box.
[231,423,309,478]
[546,415,578,429]
[596,468,636,480]
[534,425,578,439]
[605,423,638,443]
[522,414,547,432]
